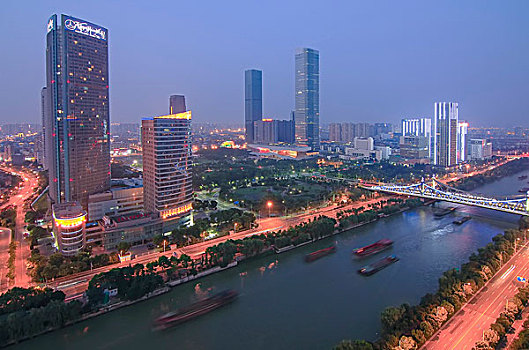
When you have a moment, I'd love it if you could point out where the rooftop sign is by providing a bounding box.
[63,16,107,41]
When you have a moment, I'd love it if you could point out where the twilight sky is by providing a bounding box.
[0,0,528,126]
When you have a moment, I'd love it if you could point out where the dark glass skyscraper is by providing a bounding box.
[45,14,110,208]
[295,48,320,151]
[244,69,262,144]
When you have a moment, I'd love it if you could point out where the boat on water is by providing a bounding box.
[519,175,528,180]
[433,207,456,218]
[353,239,393,258]
[305,246,336,262]
[358,255,399,276]
[154,290,238,330]
[453,216,471,225]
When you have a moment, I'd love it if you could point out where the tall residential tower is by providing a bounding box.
[45,14,111,208]
[294,48,320,151]
[244,69,263,144]
[433,102,459,166]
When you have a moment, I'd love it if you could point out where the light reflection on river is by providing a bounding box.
[14,169,529,350]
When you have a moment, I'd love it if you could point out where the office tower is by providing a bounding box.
[170,95,186,114]
[142,107,193,220]
[41,87,50,170]
[433,102,459,166]
[457,121,468,163]
[294,48,320,151]
[45,15,110,208]
[52,201,87,256]
[244,69,263,144]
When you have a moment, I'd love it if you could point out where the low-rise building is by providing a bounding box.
[52,202,87,256]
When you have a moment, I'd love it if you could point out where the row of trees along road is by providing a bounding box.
[334,216,529,350]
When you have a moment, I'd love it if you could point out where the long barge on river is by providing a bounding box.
[358,255,399,276]
[353,239,393,258]
[154,290,238,330]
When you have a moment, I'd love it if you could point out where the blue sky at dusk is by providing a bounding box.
[0,0,528,126]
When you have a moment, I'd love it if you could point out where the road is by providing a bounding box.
[0,166,40,291]
[56,195,388,297]
[423,241,529,350]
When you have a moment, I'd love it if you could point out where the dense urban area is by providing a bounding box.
[0,4,528,350]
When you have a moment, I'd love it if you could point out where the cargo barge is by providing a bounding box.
[453,216,471,225]
[358,255,399,276]
[154,290,238,330]
[433,207,456,218]
[305,246,336,262]
[353,239,393,258]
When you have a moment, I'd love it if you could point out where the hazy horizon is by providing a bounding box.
[1,1,528,127]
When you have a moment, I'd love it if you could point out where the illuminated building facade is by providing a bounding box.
[295,48,320,151]
[52,201,87,256]
[45,14,111,208]
[433,102,459,166]
[41,87,50,170]
[457,121,468,163]
[142,107,193,220]
[244,69,263,144]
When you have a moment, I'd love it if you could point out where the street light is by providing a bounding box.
[234,222,238,233]
[267,201,273,217]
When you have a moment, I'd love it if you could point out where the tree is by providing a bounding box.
[158,256,171,270]
[179,254,191,268]
[117,242,131,254]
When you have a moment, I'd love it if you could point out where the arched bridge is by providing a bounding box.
[360,178,529,216]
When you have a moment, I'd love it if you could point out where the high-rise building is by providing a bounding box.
[433,102,459,166]
[253,119,276,144]
[45,15,111,208]
[253,119,294,144]
[328,122,355,143]
[294,48,320,151]
[401,118,432,138]
[329,123,342,142]
[170,95,186,114]
[469,139,492,160]
[354,123,373,139]
[457,121,468,163]
[244,69,263,144]
[142,106,193,220]
[402,118,432,158]
[41,87,50,170]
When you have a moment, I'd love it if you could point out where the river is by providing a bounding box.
[13,168,529,350]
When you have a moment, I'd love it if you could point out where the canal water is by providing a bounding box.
[14,169,529,350]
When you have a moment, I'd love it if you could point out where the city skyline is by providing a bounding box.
[1,1,528,127]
